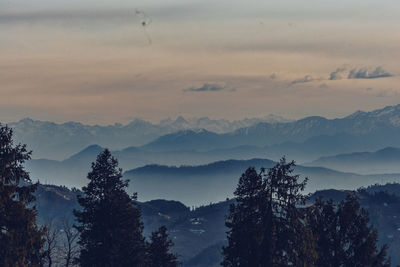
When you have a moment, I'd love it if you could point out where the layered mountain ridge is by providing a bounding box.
[7,114,290,159]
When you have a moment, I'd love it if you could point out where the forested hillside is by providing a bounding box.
[34,183,400,266]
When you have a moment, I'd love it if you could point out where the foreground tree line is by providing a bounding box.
[0,125,178,267]
[222,160,390,267]
[0,124,392,266]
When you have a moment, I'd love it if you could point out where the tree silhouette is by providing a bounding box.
[222,158,313,267]
[74,149,147,267]
[42,221,58,267]
[307,194,390,267]
[61,218,79,267]
[0,125,44,267]
[264,158,312,266]
[147,226,179,267]
[222,167,267,267]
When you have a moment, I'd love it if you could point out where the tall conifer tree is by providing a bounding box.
[74,149,147,267]
[0,125,44,267]
[222,158,314,267]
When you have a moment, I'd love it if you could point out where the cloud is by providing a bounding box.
[329,66,393,80]
[184,83,235,92]
[291,75,315,84]
[348,66,393,79]
[329,67,347,80]
[289,65,393,87]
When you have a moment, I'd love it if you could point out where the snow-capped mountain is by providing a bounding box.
[6,104,400,161]
[158,114,291,133]
[5,115,290,159]
[141,104,400,158]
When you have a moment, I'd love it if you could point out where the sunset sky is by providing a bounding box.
[1,0,400,124]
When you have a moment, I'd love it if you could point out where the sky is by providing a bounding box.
[1,0,400,124]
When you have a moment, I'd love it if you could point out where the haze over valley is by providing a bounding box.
[12,104,400,205]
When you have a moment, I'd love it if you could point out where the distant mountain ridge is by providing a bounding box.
[25,144,270,188]
[6,115,290,159]
[26,151,400,206]
[22,104,400,191]
[141,105,400,160]
[123,158,400,206]
[7,104,400,160]
[307,147,400,174]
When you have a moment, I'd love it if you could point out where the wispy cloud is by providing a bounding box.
[183,83,235,92]
[330,66,393,80]
[348,66,393,79]
[329,67,347,80]
[291,75,316,84]
[289,65,393,87]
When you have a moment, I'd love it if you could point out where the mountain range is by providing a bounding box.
[6,104,400,164]
[8,115,289,160]
[19,104,400,207]
[123,158,400,206]
[25,144,269,188]
[26,148,400,206]
[141,105,400,161]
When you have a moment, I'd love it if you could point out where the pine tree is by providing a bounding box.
[307,194,390,267]
[0,124,44,267]
[147,226,179,267]
[74,149,147,267]
[222,158,313,267]
[264,158,311,266]
[222,167,268,267]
